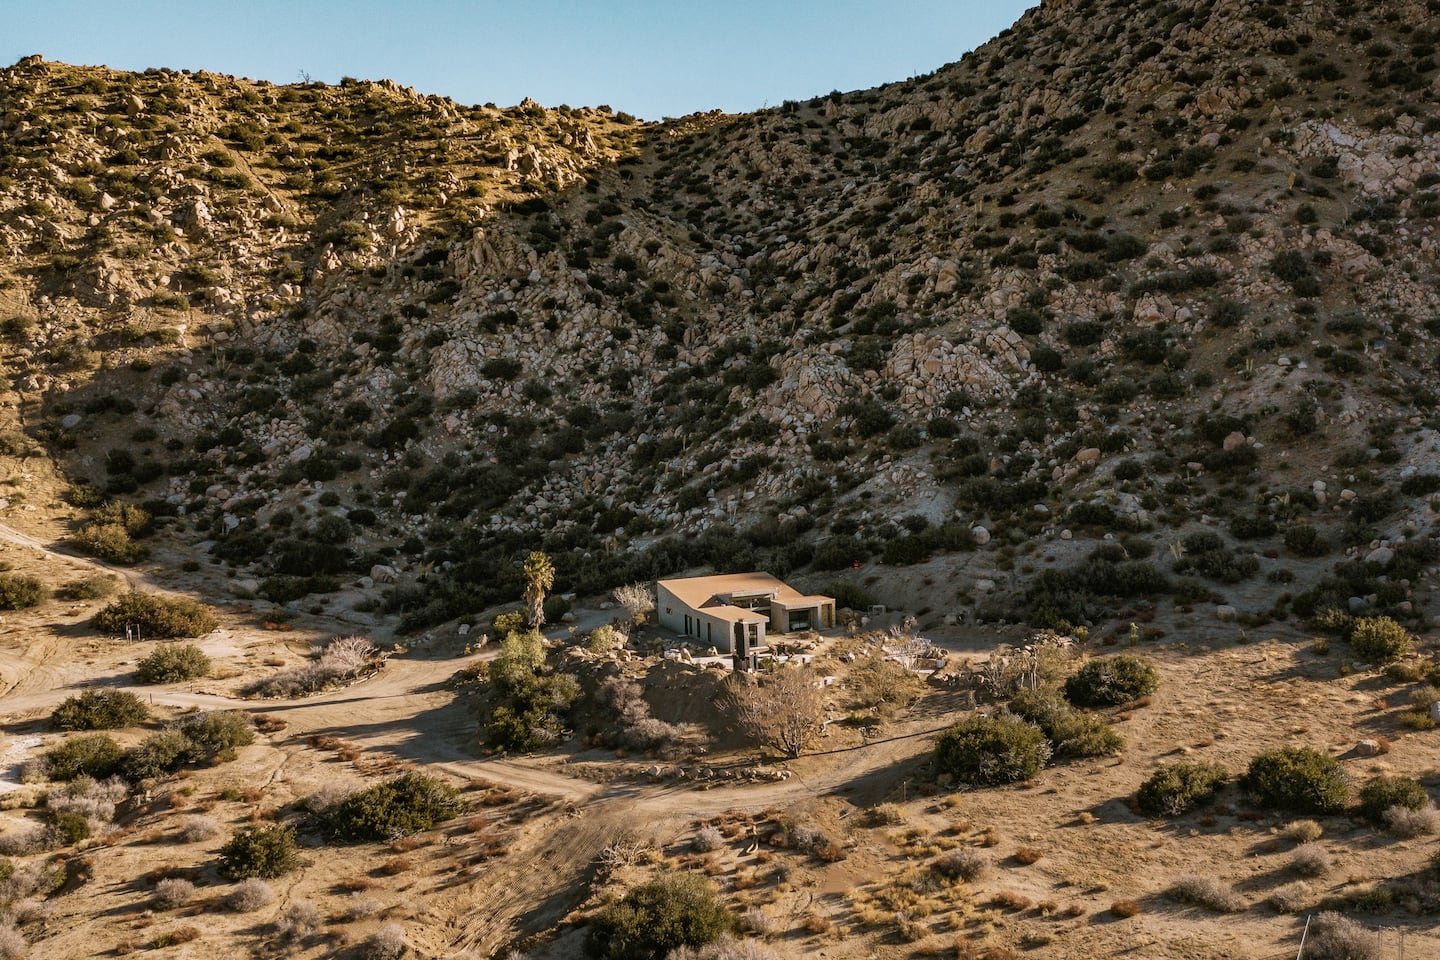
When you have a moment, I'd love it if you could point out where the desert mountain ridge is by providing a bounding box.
[5,0,1440,635]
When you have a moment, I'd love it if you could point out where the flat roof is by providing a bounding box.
[657,572,829,611]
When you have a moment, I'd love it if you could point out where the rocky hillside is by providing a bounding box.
[3,0,1440,633]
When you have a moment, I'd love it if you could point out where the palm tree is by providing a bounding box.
[522,551,555,630]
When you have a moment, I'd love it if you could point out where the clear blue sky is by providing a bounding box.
[8,1,1035,119]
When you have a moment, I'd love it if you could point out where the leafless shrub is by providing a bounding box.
[45,776,127,829]
[1283,820,1323,843]
[346,896,384,920]
[177,815,220,843]
[931,848,989,882]
[1383,804,1440,837]
[692,825,724,853]
[597,835,653,869]
[245,635,379,697]
[225,878,275,912]
[726,667,827,758]
[1166,874,1246,912]
[0,924,24,960]
[1268,881,1312,913]
[0,825,50,857]
[1302,911,1382,960]
[16,758,50,784]
[364,923,407,960]
[153,878,195,909]
[304,780,359,814]
[9,899,51,924]
[612,583,654,621]
[597,677,684,750]
[274,900,322,941]
[1292,842,1333,876]
[669,935,781,960]
[743,908,774,936]
[0,860,62,906]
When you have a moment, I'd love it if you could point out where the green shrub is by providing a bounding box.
[585,872,737,960]
[1007,687,1123,760]
[1348,616,1412,663]
[93,593,219,638]
[935,714,1051,786]
[135,644,212,683]
[1357,776,1429,825]
[218,824,299,880]
[51,689,149,730]
[46,734,123,780]
[59,574,121,600]
[1063,655,1159,707]
[1136,761,1229,816]
[0,573,46,609]
[49,810,91,846]
[1283,525,1329,557]
[178,711,254,757]
[322,772,463,843]
[120,729,191,781]
[1242,747,1348,814]
[72,523,149,564]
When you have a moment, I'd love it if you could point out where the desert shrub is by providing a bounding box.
[72,523,148,564]
[118,729,191,781]
[867,803,905,826]
[1284,525,1329,557]
[692,825,724,853]
[50,689,148,730]
[1347,616,1412,663]
[1136,761,1229,817]
[274,900,322,941]
[48,810,90,845]
[92,593,218,638]
[177,711,254,757]
[1007,687,1122,759]
[135,643,211,683]
[934,714,1051,785]
[45,776,125,830]
[45,734,123,781]
[1063,655,1159,707]
[1268,880,1311,913]
[1167,874,1246,912]
[178,815,221,842]
[931,848,989,882]
[1357,776,1428,824]
[1244,748,1347,814]
[60,574,120,600]
[364,924,408,960]
[225,877,276,912]
[0,573,45,610]
[0,826,50,857]
[245,635,377,697]
[153,877,195,908]
[322,772,463,842]
[669,934,781,960]
[218,824,298,880]
[1301,911,1381,959]
[0,924,23,960]
[486,667,581,752]
[1283,820,1323,843]
[585,872,736,960]
[1383,804,1440,836]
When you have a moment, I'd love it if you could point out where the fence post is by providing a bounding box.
[1296,914,1310,960]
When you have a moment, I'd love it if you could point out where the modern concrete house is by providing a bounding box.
[655,573,836,659]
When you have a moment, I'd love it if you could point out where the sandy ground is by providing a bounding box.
[1,512,1438,959]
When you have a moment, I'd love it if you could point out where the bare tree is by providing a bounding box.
[612,582,655,622]
[726,666,827,758]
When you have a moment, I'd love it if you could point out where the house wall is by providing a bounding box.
[656,583,766,654]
